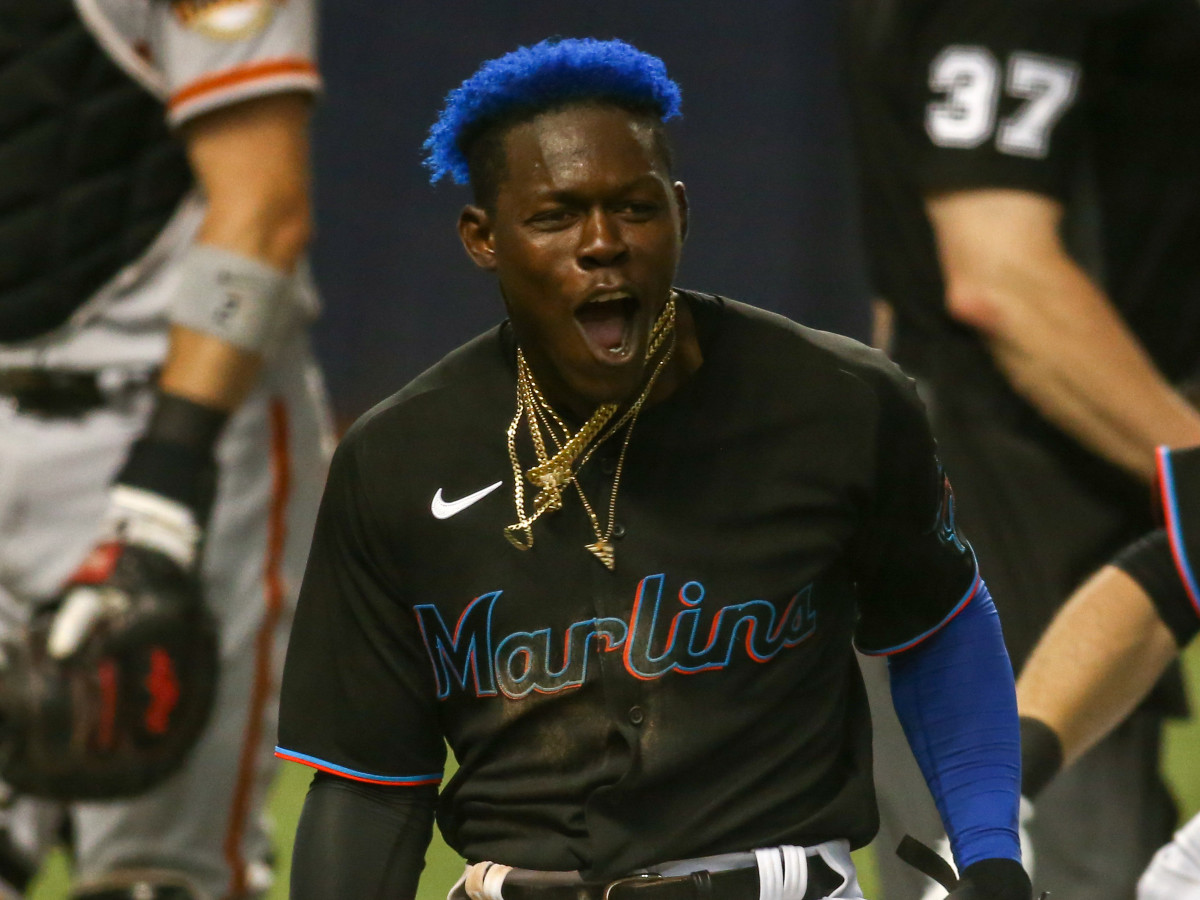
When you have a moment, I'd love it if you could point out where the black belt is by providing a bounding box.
[498,855,844,900]
[0,368,155,418]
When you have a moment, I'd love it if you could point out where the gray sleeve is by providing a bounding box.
[150,0,320,126]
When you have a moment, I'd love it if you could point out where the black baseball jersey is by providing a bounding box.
[276,291,979,879]
[845,0,1200,384]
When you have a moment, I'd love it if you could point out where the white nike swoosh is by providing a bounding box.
[431,481,504,520]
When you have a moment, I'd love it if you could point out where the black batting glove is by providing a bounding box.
[947,858,1032,900]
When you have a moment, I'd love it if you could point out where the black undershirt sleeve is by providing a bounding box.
[290,772,437,900]
[1111,529,1200,647]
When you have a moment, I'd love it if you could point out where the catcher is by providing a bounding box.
[0,0,332,896]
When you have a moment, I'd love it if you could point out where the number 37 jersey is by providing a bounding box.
[844,0,1200,383]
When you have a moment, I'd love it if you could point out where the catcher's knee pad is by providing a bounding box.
[71,869,211,900]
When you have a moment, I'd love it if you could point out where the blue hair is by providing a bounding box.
[423,37,683,186]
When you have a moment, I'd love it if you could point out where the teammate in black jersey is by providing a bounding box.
[277,37,1030,900]
[844,0,1200,897]
[1019,445,1200,900]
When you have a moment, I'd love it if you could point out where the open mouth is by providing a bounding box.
[574,292,640,362]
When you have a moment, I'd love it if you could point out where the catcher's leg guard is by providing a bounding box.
[70,869,210,900]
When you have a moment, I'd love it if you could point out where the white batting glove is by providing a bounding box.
[48,485,201,660]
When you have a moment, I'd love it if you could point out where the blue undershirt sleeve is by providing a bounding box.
[886,582,1022,871]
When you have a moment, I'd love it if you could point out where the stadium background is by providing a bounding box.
[28,1,1200,895]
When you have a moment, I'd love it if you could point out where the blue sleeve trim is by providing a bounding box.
[859,565,982,657]
[1157,446,1200,617]
[274,747,443,787]
[887,583,1022,871]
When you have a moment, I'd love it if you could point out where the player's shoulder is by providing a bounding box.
[339,324,511,454]
[690,289,919,407]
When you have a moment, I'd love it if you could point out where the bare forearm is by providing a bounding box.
[1016,565,1177,767]
[929,189,1200,481]
[162,93,314,412]
[186,93,313,271]
[158,328,262,412]
[971,264,1200,480]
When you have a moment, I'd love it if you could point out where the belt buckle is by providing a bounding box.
[602,873,662,900]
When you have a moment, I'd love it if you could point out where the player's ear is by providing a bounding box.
[673,181,689,242]
[458,205,497,271]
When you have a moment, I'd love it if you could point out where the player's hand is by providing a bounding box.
[945,859,1032,900]
[0,484,220,801]
[946,859,1032,900]
[48,485,203,659]
[917,802,1036,900]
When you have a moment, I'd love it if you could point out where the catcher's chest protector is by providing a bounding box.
[0,0,193,342]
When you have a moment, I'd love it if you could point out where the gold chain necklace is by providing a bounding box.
[504,295,677,568]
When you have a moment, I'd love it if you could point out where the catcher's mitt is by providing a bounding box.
[0,543,218,800]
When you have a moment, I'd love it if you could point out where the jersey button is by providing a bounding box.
[612,523,627,539]
[628,706,645,725]
[600,455,618,476]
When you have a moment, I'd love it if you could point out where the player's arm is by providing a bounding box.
[1018,445,1200,797]
[278,431,448,894]
[290,774,436,900]
[886,585,1029,900]
[160,90,313,412]
[46,91,315,663]
[909,0,1200,482]
[871,298,894,352]
[1017,564,1177,780]
[926,183,1200,484]
[854,365,1028,900]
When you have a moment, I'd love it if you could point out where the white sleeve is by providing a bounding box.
[1138,812,1200,900]
[152,0,320,127]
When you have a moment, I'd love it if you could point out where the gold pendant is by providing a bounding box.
[504,525,534,550]
[528,460,572,490]
[586,540,615,570]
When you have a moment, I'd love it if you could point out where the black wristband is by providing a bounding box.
[115,391,228,522]
[959,858,1031,900]
[1019,715,1063,801]
[141,390,228,450]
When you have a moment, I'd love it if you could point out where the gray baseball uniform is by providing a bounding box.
[0,0,331,896]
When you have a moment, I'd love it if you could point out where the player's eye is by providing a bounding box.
[527,207,576,229]
[616,201,661,221]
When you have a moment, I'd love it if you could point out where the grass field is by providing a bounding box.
[29,644,1200,898]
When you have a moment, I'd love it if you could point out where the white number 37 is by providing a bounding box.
[926,46,1080,158]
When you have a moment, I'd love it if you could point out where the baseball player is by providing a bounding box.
[276,38,1029,900]
[1018,444,1200,899]
[843,0,1200,895]
[0,0,331,897]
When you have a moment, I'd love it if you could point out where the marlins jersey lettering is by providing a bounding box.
[277,292,979,881]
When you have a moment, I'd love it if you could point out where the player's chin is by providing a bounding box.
[569,364,646,409]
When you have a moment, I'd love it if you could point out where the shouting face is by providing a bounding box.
[459,104,688,417]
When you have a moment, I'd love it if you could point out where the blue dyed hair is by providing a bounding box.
[423,37,683,190]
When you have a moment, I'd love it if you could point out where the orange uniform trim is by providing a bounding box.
[223,399,291,898]
[168,58,318,114]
